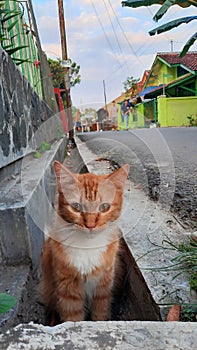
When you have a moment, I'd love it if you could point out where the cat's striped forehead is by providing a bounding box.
[77,174,116,202]
[77,174,105,201]
[60,172,116,206]
[54,161,129,207]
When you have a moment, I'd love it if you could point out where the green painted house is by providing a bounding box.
[139,52,197,127]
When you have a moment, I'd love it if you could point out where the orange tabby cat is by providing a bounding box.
[40,160,129,323]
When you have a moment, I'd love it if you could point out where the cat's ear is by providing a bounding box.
[54,160,77,190]
[107,164,129,189]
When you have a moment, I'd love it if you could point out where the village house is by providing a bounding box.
[108,51,197,129]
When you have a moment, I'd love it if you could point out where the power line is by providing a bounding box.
[90,0,117,57]
[102,0,131,72]
[107,0,144,67]
[92,0,144,74]
[102,0,122,53]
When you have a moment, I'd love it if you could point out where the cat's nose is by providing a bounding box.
[84,213,97,229]
[85,220,96,229]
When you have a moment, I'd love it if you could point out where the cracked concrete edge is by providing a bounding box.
[0,320,197,349]
[75,136,197,308]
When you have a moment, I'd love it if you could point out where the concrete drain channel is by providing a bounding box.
[1,141,196,349]
[110,237,161,321]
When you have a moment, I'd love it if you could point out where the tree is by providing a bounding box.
[123,76,140,96]
[84,108,97,117]
[48,58,81,88]
[121,0,197,57]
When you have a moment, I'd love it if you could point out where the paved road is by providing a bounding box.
[77,127,197,230]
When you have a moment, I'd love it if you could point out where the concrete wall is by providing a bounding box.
[0,47,56,169]
[158,95,197,127]
[0,47,66,266]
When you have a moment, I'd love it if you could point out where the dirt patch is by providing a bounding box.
[16,268,47,326]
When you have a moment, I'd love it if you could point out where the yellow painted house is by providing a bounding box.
[139,52,197,127]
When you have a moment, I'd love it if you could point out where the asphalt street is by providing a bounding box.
[77,127,197,230]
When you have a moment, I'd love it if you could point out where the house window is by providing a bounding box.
[177,66,188,77]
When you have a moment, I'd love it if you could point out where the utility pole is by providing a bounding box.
[57,0,74,142]
[170,40,173,52]
[103,80,107,113]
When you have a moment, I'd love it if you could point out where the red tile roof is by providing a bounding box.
[157,52,197,71]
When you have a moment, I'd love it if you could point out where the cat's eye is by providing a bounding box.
[71,202,83,212]
[99,203,110,213]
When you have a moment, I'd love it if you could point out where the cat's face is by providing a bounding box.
[54,161,129,231]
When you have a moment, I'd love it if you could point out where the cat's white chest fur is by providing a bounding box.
[67,245,105,275]
[63,225,117,275]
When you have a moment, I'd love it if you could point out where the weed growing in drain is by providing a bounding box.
[138,235,197,321]
[181,304,197,322]
[34,141,51,159]
[174,238,197,293]
[167,236,197,322]
[0,293,16,314]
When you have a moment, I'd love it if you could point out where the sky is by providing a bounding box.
[31,0,197,110]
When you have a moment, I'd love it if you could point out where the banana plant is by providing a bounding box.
[0,0,29,64]
[122,0,197,57]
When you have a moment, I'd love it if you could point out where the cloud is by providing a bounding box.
[33,0,58,18]
[42,43,61,59]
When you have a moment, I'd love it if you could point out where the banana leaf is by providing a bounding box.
[0,0,18,2]
[179,32,197,57]
[0,9,18,15]
[2,12,20,23]
[122,0,197,8]
[13,58,32,65]
[149,16,197,35]
[0,35,7,41]
[6,45,28,55]
[2,44,14,49]
[153,0,176,21]
[7,19,19,32]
